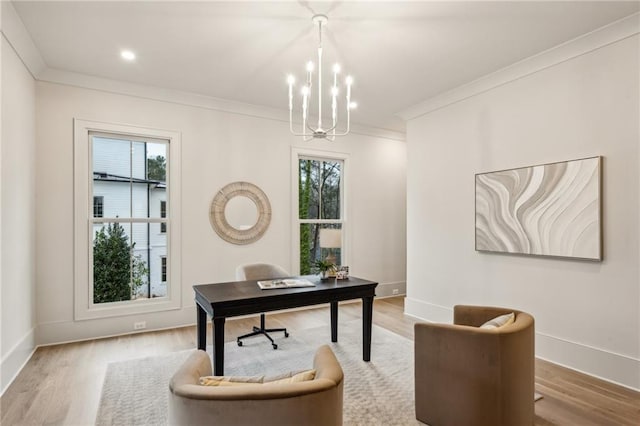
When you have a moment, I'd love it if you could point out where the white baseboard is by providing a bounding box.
[404,297,453,323]
[376,281,406,298]
[36,306,197,346]
[405,299,640,391]
[536,332,640,391]
[1,328,36,396]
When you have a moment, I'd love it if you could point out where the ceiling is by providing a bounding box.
[10,1,640,133]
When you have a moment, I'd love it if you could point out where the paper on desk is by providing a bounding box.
[257,279,315,290]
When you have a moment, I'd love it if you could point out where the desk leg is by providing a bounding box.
[197,304,207,350]
[330,301,338,342]
[362,296,374,362]
[213,317,225,376]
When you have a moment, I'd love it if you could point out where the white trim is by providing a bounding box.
[39,68,405,142]
[0,328,36,396]
[375,281,407,298]
[536,332,640,391]
[291,147,351,274]
[397,12,640,121]
[0,1,47,78]
[405,299,640,391]
[404,297,453,324]
[73,119,182,320]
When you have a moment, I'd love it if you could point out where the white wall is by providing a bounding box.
[35,81,406,345]
[405,35,640,389]
[0,36,37,393]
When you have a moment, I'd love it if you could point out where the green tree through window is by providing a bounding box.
[298,157,343,274]
[147,155,166,181]
[299,160,313,274]
[93,222,149,303]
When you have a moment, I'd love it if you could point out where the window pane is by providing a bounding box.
[150,225,168,298]
[132,141,168,219]
[320,161,341,219]
[130,222,151,299]
[93,137,132,216]
[299,223,342,275]
[131,180,150,219]
[143,142,168,219]
[147,143,167,182]
[299,159,342,220]
[93,222,138,304]
[299,159,319,219]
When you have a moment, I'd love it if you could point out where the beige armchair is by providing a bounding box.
[169,344,344,426]
[414,305,535,426]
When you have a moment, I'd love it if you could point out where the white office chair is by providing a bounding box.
[235,263,290,349]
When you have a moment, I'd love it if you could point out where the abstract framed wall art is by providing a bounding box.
[475,156,602,261]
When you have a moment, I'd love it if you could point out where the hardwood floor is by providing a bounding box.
[1,297,638,425]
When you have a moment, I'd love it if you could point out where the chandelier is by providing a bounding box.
[287,14,356,141]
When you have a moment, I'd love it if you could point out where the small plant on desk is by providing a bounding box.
[315,260,337,280]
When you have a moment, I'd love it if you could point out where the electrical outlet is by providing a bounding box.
[392,289,399,295]
[134,321,146,330]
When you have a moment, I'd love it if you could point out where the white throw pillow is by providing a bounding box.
[480,312,515,330]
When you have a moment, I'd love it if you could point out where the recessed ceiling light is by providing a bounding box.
[120,50,136,61]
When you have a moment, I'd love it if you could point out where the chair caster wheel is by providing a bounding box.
[237,341,243,346]
[284,332,289,338]
[272,344,278,350]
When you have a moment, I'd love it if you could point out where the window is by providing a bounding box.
[93,196,104,218]
[161,256,167,282]
[74,120,181,320]
[160,201,167,233]
[294,149,347,275]
[90,134,169,304]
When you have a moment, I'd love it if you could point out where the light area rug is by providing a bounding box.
[96,320,420,426]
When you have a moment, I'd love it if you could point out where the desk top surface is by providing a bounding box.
[193,275,377,305]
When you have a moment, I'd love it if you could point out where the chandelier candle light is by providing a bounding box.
[287,14,356,141]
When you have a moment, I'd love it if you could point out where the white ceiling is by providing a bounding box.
[10,1,640,133]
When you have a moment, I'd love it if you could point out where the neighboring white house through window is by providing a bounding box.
[74,119,182,320]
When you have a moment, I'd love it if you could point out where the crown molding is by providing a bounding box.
[1,1,46,78]
[38,67,405,142]
[397,12,640,121]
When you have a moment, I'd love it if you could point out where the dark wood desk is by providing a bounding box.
[193,276,378,375]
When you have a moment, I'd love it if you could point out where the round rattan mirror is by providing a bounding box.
[209,182,271,245]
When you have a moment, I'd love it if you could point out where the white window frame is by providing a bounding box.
[291,147,350,274]
[74,119,182,320]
